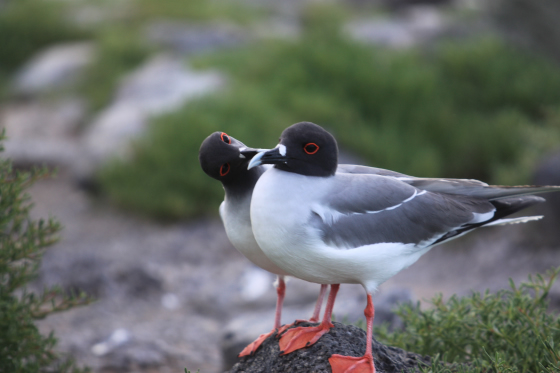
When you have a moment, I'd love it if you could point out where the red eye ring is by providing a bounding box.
[304,143,319,155]
[220,132,231,144]
[220,163,230,177]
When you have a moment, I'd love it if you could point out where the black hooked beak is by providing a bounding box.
[239,147,260,160]
[247,146,287,169]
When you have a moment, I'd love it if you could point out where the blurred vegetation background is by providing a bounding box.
[1,0,560,220]
[2,1,560,371]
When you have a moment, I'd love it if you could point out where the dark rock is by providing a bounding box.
[100,341,165,370]
[115,266,163,298]
[381,0,452,11]
[532,150,560,245]
[221,306,316,370]
[228,322,431,373]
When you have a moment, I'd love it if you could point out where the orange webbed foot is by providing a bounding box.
[277,319,318,336]
[329,354,375,373]
[278,321,333,355]
[238,330,275,357]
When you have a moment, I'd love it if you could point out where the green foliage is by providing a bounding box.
[374,268,560,372]
[81,28,151,112]
[99,7,560,219]
[0,134,92,372]
[131,0,262,24]
[0,0,89,74]
[98,95,286,219]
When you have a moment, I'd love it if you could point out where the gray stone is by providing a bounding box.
[1,99,86,167]
[83,54,223,165]
[13,43,96,95]
[145,21,248,54]
[228,322,431,373]
[345,6,446,48]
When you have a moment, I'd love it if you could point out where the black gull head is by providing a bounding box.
[199,132,260,185]
[249,122,338,177]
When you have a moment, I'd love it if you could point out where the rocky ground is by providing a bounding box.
[3,0,560,372]
[228,322,432,373]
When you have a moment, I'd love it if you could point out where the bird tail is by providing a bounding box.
[484,215,543,226]
[488,195,545,221]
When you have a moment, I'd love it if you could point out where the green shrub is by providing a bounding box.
[0,135,92,372]
[99,7,560,219]
[76,0,262,112]
[131,0,262,24]
[0,0,89,74]
[99,93,289,219]
[374,268,560,372]
[81,28,151,112]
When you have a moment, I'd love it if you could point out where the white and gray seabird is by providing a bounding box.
[199,131,307,357]
[248,121,560,373]
[198,131,416,356]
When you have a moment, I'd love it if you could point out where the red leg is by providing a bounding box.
[277,284,328,335]
[238,276,286,357]
[329,293,376,373]
[279,284,339,355]
[309,284,328,322]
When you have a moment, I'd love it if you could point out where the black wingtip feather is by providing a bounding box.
[433,195,545,245]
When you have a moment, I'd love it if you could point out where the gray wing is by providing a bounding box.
[338,164,560,200]
[406,179,560,200]
[309,174,502,250]
[337,164,411,179]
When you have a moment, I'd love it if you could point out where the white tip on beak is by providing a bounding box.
[247,150,267,170]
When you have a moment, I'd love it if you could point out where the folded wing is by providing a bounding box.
[309,174,547,250]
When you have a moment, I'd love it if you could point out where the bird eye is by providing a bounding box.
[303,143,319,155]
[220,163,230,176]
[220,132,231,144]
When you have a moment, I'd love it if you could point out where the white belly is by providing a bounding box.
[250,168,431,293]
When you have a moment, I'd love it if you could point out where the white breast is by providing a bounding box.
[220,195,288,276]
[250,168,433,293]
